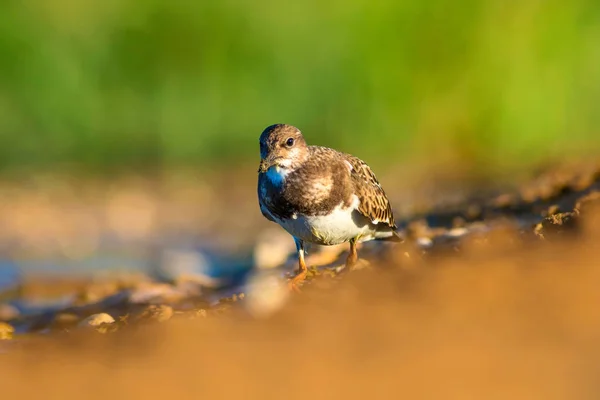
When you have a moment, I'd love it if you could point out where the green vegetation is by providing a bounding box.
[0,0,598,173]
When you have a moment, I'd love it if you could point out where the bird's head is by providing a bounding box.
[258,124,309,174]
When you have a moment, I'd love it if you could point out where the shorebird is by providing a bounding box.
[257,124,402,290]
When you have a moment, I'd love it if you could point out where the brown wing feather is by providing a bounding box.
[344,154,397,229]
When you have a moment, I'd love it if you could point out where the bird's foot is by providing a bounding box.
[287,269,308,293]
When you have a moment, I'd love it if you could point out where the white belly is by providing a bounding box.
[275,199,389,245]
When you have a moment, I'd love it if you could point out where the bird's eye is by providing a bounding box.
[285,137,295,147]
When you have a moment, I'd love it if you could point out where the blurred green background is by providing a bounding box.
[0,0,599,175]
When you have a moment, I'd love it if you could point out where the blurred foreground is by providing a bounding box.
[1,164,600,399]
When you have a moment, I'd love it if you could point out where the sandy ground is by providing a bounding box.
[3,236,600,399]
[1,165,600,399]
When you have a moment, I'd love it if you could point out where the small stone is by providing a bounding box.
[534,223,544,238]
[0,303,19,321]
[493,193,516,208]
[129,283,185,304]
[51,313,80,330]
[78,313,115,328]
[452,216,466,228]
[136,305,173,323]
[73,282,121,306]
[158,249,217,286]
[466,204,482,219]
[196,309,208,318]
[253,228,296,269]
[244,270,290,319]
[416,237,433,248]
[545,204,560,216]
[0,322,14,340]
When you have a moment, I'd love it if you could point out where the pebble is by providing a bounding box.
[253,228,295,269]
[73,282,120,306]
[78,313,115,328]
[0,303,19,321]
[136,305,174,323]
[0,322,14,340]
[446,227,469,238]
[128,282,189,304]
[51,312,80,330]
[416,237,433,248]
[158,248,219,286]
[243,270,290,319]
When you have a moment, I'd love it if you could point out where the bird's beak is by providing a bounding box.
[258,156,277,173]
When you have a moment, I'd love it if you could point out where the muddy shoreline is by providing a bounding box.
[1,165,600,398]
[0,164,598,337]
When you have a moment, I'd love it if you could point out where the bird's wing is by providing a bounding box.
[343,154,397,229]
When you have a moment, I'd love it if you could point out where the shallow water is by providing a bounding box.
[0,241,255,317]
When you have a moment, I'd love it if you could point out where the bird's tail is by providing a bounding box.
[376,229,405,243]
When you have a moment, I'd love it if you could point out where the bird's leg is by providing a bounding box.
[288,238,308,292]
[346,238,358,270]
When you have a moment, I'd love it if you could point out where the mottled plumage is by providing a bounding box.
[257,124,401,289]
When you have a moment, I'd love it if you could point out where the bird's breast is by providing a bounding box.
[277,196,376,245]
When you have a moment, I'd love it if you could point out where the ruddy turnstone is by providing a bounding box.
[257,124,402,290]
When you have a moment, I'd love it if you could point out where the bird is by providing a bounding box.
[257,124,403,290]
